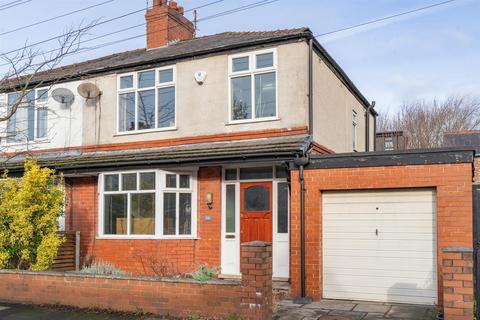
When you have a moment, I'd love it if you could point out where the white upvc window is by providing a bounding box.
[228,49,278,123]
[98,169,197,239]
[117,65,176,134]
[6,88,48,144]
[352,110,357,151]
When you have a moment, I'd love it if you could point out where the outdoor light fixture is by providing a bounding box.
[206,192,213,209]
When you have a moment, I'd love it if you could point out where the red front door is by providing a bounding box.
[240,182,273,243]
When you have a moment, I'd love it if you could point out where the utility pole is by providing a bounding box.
[193,10,198,38]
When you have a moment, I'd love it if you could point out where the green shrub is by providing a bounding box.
[0,158,65,270]
[80,262,127,276]
[192,264,218,282]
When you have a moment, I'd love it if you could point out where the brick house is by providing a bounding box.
[0,0,475,316]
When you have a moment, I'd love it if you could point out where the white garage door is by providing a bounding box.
[322,189,437,305]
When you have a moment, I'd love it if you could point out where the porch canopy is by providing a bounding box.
[0,134,310,175]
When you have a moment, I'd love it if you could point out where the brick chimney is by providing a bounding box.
[145,0,194,49]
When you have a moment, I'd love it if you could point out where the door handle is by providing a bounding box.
[375,229,378,236]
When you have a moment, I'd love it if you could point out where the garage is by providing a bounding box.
[322,189,437,305]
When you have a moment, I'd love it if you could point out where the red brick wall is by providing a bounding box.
[241,242,273,320]
[442,248,474,320]
[0,242,272,320]
[473,158,480,185]
[65,166,222,276]
[290,163,473,304]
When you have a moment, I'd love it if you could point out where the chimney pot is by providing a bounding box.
[178,6,184,14]
[170,1,178,9]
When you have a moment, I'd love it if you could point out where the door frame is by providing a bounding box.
[220,164,290,278]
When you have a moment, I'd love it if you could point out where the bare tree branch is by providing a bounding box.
[378,95,480,149]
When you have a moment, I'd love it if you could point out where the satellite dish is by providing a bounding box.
[51,88,75,105]
[77,82,101,99]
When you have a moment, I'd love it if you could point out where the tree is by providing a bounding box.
[0,158,65,270]
[378,95,480,149]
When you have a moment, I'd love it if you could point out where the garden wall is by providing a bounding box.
[0,242,272,320]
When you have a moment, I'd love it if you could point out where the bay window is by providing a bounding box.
[6,88,48,143]
[100,169,196,238]
[117,66,176,133]
[229,49,277,122]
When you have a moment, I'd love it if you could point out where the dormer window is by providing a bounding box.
[6,88,48,144]
[229,49,277,123]
[117,66,176,133]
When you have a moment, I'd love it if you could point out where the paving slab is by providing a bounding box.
[302,300,355,311]
[352,303,390,314]
[327,310,368,320]
[362,314,389,320]
[276,299,436,320]
[386,305,433,319]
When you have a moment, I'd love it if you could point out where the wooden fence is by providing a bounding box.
[51,231,79,271]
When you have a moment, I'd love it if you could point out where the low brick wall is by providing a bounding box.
[0,242,272,320]
[442,247,474,320]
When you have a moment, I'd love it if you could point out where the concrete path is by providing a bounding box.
[275,299,438,320]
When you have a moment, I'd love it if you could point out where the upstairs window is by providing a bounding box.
[6,88,48,144]
[229,49,277,122]
[118,66,176,133]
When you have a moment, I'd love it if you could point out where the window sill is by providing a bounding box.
[226,117,280,126]
[96,235,199,240]
[114,127,177,137]
[3,138,50,147]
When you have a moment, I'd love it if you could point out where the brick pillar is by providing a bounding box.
[442,247,474,320]
[240,241,272,320]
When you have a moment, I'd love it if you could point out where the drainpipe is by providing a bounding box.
[308,38,314,136]
[365,101,375,152]
[293,154,312,304]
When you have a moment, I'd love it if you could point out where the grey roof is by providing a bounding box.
[0,27,375,115]
[1,28,311,91]
[1,134,310,173]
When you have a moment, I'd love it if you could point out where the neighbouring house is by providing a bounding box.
[0,1,475,318]
[375,130,407,151]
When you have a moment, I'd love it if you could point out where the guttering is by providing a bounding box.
[365,101,375,152]
[308,38,314,136]
[293,153,312,304]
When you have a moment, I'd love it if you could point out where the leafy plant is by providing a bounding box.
[0,158,65,270]
[192,265,218,282]
[79,262,127,276]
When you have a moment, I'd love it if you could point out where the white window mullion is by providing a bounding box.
[251,72,256,119]
[175,190,180,236]
[157,170,163,237]
[127,193,131,236]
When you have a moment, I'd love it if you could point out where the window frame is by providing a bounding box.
[4,87,50,145]
[228,48,278,124]
[116,65,177,135]
[98,168,197,240]
[352,110,358,151]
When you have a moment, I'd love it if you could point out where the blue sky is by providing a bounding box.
[0,0,478,114]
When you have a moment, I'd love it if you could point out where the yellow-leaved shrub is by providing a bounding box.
[0,158,65,270]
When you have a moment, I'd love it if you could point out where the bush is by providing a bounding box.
[192,265,218,282]
[80,262,127,276]
[0,158,65,270]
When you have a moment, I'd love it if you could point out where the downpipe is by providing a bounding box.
[293,154,312,304]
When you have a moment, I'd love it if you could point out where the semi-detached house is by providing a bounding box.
[0,1,475,316]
